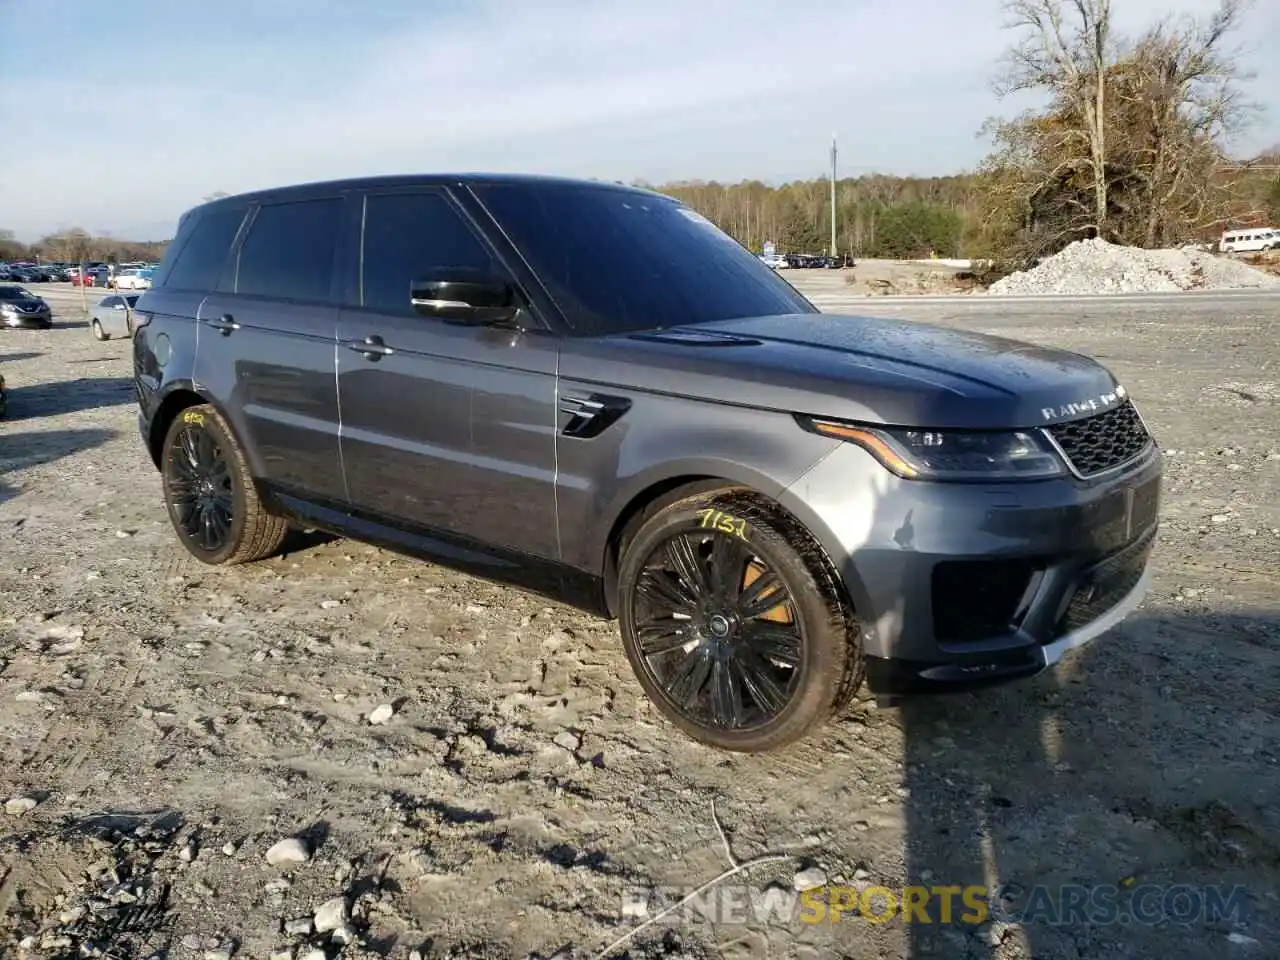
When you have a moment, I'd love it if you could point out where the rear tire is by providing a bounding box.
[160,403,288,565]
[616,488,862,752]
[91,319,108,341]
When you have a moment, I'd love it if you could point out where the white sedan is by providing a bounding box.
[112,268,154,290]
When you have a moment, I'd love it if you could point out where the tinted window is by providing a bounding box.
[158,204,247,292]
[236,198,342,301]
[101,296,120,307]
[0,286,27,300]
[360,192,497,315]
[126,295,140,306]
[472,184,816,335]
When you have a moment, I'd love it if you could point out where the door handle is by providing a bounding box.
[346,335,394,361]
[205,314,240,336]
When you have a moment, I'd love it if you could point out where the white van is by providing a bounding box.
[1220,228,1279,253]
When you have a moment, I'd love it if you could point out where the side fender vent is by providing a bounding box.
[559,393,631,439]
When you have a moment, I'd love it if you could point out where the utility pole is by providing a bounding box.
[830,134,838,259]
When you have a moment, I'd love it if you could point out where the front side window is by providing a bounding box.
[472,183,816,336]
[236,198,343,302]
[359,191,499,316]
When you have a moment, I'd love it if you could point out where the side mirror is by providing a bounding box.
[410,270,520,327]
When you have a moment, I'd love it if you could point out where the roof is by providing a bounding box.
[195,173,664,213]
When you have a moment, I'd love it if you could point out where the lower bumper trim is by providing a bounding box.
[1037,565,1153,667]
[863,565,1154,696]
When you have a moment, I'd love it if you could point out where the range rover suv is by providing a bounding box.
[132,175,1161,752]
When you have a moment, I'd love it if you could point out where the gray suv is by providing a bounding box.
[132,175,1161,752]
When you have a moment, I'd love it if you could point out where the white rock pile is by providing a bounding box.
[986,237,1280,295]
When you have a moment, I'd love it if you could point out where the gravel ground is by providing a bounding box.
[1,283,1278,960]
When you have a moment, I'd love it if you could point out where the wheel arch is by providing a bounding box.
[147,383,254,474]
[600,471,857,627]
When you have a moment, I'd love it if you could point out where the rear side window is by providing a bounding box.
[359,192,498,315]
[157,204,247,292]
[236,198,342,302]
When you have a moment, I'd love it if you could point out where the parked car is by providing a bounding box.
[72,266,111,287]
[113,268,153,290]
[1219,228,1279,253]
[90,292,141,340]
[133,174,1162,752]
[0,284,52,328]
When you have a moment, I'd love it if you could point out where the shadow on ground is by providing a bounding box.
[0,428,117,503]
[2,377,133,421]
[0,351,44,363]
[901,607,1280,959]
[279,526,340,555]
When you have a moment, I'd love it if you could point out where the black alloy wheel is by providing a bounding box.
[160,403,288,565]
[632,531,803,731]
[618,489,863,752]
[167,418,235,553]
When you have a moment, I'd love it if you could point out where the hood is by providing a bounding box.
[557,313,1126,429]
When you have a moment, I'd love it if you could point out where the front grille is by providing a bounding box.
[932,559,1038,644]
[1056,528,1154,635]
[1045,400,1152,477]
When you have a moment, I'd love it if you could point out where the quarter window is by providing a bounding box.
[158,204,248,292]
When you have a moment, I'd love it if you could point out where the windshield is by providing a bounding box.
[0,286,31,300]
[472,182,817,336]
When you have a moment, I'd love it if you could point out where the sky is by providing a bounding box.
[1,0,1276,242]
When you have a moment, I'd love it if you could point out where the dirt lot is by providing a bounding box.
[783,261,975,300]
[1,282,1278,960]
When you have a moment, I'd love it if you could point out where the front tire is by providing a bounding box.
[91,319,108,340]
[160,403,288,565]
[617,489,862,752]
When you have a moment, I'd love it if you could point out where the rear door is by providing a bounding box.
[135,203,250,416]
[335,186,560,559]
[193,195,348,504]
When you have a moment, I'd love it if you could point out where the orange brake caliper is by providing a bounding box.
[741,560,792,623]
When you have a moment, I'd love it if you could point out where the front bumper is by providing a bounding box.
[779,440,1162,695]
[2,312,52,328]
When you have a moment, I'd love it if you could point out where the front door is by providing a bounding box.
[335,187,559,560]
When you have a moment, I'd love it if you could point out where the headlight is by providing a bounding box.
[0,304,17,316]
[798,416,1065,481]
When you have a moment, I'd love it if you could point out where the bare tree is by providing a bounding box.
[981,0,1260,258]
[1118,0,1257,244]
[997,0,1115,233]
[0,229,27,260]
[42,228,95,263]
